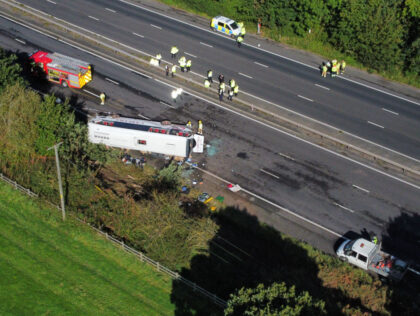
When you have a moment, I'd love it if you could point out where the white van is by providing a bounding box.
[211,16,241,37]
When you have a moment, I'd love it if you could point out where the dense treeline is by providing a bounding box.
[163,0,419,84]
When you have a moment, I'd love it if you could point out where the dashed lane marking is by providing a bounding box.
[105,8,116,13]
[254,61,268,68]
[352,185,370,193]
[82,89,100,98]
[200,42,213,48]
[334,202,355,213]
[46,0,56,4]
[105,77,119,85]
[15,38,26,44]
[137,113,150,120]
[260,168,280,179]
[368,121,384,129]
[382,108,399,116]
[239,72,253,79]
[132,32,144,38]
[278,153,295,161]
[315,83,330,90]
[160,101,174,108]
[150,24,162,30]
[88,16,100,21]
[298,95,313,102]
[184,52,197,58]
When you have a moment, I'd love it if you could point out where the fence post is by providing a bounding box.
[139,252,143,262]
[193,283,197,292]
[157,262,160,271]
[121,240,124,249]
[175,272,180,279]
[105,232,108,239]
[14,180,17,189]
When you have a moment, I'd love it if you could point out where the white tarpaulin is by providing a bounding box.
[193,134,204,153]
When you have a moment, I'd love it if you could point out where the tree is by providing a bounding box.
[0,49,25,92]
[225,282,326,316]
[35,95,69,156]
[333,0,404,71]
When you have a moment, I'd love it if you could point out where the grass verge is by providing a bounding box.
[0,181,176,316]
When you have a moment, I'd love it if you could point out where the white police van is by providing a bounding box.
[210,16,241,37]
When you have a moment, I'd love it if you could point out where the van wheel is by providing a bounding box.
[61,80,68,88]
[339,256,347,262]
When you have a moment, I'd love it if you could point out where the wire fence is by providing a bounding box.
[0,172,227,308]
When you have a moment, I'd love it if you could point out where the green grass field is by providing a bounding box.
[0,181,176,316]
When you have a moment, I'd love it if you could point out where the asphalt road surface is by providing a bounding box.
[15,0,420,161]
[1,15,419,265]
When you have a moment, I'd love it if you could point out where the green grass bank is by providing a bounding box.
[0,181,176,316]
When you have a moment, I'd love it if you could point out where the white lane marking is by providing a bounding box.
[190,71,206,78]
[408,267,420,276]
[382,108,399,116]
[137,113,150,120]
[154,78,420,191]
[239,72,253,79]
[315,83,330,90]
[150,24,162,30]
[105,77,119,85]
[184,52,197,58]
[189,162,342,238]
[339,76,420,107]
[15,38,26,44]
[132,32,144,38]
[123,0,420,107]
[200,42,213,48]
[298,95,313,102]
[105,8,116,13]
[254,61,268,68]
[260,168,280,179]
[352,185,370,193]
[83,89,100,98]
[160,101,175,108]
[88,16,100,21]
[334,202,355,213]
[278,153,295,161]
[368,121,384,129]
[46,0,56,4]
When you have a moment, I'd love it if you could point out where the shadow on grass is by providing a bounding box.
[171,206,376,315]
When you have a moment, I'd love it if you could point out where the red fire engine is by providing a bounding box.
[29,51,92,88]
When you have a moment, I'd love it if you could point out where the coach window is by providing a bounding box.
[138,140,147,145]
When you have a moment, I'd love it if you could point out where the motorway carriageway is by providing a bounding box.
[13,0,420,161]
[1,13,420,264]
